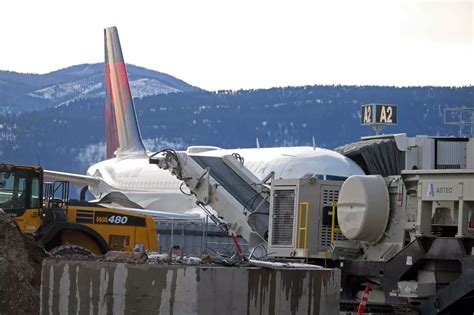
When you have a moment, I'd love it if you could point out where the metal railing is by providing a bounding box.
[297,202,309,250]
[330,202,341,243]
[155,216,248,257]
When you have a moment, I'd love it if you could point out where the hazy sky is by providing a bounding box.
[0,0,472,90]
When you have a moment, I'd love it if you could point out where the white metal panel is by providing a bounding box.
[467,139,474,169]
[436,141,466,169]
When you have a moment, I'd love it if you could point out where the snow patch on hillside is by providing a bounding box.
[143,137,188,151]
[75,142,106,170]
[27,77,103,100]
[27,78,181,105]
[130,79,181,97]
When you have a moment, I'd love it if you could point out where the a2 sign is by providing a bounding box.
[361,104,398,125]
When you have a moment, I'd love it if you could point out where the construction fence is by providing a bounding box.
[155,217,249,257]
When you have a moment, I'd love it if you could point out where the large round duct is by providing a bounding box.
[337,175,390,243]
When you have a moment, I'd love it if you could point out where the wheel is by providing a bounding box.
[49,244,95,257]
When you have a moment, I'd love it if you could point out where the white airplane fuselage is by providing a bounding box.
[86,146,364,213]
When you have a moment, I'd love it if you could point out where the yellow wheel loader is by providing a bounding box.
[0,164,158,255]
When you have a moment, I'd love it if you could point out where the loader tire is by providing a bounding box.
[49,244,95,258]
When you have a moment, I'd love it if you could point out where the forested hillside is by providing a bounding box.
[0,85,471,175]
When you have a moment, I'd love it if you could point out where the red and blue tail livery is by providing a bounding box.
[104,27,146,159]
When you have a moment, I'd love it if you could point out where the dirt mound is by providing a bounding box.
[0,211,48,315]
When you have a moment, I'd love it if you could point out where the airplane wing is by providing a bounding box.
[98,203,202,221]
[43,170,102,187]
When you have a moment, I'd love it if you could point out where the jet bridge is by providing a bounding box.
[149,150,271,249]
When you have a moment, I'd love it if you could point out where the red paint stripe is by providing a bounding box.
[104,63,120,158]
[230,232,243,255]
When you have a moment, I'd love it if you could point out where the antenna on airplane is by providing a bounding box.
[256,138,260,149]
[312,136,316,150]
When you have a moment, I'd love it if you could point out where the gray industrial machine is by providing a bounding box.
[267,177,345,259]
[335,169,474,313]
[149,150,271,250]
[150,138,474,313]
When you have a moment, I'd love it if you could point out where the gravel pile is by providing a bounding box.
[0,211,47,314]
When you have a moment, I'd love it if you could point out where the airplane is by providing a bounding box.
[44,26,364,214]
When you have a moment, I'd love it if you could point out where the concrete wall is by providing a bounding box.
[41,259,340,315]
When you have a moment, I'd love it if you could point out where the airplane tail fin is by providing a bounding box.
[104,27,146,159]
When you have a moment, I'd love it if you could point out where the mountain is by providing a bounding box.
[0,63,199,114]
[0,85,472,177]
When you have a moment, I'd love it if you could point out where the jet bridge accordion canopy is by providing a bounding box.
[335,138,404,177]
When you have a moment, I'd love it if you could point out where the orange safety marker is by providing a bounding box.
[357,282,371,314]
[230,231,243,255]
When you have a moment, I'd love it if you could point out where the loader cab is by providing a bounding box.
[0,164,43,233]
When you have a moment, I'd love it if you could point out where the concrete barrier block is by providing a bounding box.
[41,259,340,315]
